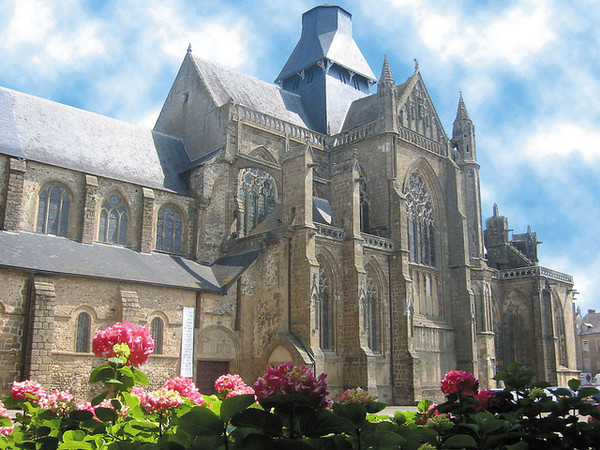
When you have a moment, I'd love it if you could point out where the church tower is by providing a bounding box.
[452,94,484,258]
[276,5,376,134]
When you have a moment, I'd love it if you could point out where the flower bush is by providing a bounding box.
[92,321,155,367]
[1,322,599,449]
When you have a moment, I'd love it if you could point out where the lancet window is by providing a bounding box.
[238,168,276,235]
[99,193,128,245]
[37,183,70,236]
[156,205,183,253]
[554,299,568,366]
[318,261,334,350]
[151,317,164,355]
[406,172,435,266]
[359,179,369,233]
[365,270,381,352]
[75,312,91,353]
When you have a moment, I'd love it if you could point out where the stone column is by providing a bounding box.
[119,288,141,323]
[82,175,99,244]
[4,158,27,231]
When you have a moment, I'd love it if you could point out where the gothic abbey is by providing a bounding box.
[0,5,578,403]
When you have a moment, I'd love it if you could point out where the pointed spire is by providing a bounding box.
[377,54,395,93]
[455,91,471,122]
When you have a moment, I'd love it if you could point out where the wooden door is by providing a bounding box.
[196,360,230,394]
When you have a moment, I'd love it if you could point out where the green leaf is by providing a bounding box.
[417,398,431,413]
[364,401,387,414]
[259,394,308,411]
[132,368,149,385]
[91,391,108,406]
[299,410,355,438]
[577,386,599,397]
[444,434,478,449]
[568,379,581,392]
[332,402,366,427]
[94,407,117,423]
[506,442,529,450]
[180,406,223,437]
[375,430,407,448]
[230,409,283,437]
[219,394,255,423]
[62,430,86,442]
[68,410,94,422]
[89,365,114,384]
[57,442,93,449]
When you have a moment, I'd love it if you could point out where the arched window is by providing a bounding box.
[99,193,128,245]
[406,172,435,266]
[238,168,276,235]
[365,270,381,352]
[151,317,164,355]
[156,206,183,253]
[359,179,369,233]
[318,261,334,350]
[37,184,70,236]
[75,312,91,353]
[554,299,568,366]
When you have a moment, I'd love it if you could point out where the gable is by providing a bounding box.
[397,73,448,147]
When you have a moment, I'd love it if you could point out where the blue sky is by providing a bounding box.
[1,0,599,313]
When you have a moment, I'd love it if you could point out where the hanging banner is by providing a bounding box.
[180,307,195,378]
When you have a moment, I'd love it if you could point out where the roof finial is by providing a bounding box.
[378,54,395,92]
[493,203,499,217]
[455,91,471,121]
[414,58,419,73]
[187,43,192,53]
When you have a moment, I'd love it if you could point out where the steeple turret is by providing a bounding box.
[276,5,376,135]
[452,92,476,161]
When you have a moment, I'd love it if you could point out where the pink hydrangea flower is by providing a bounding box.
[0,401,14,436]
[163,377,205,405]
[92,322,155,366]
[475,389,502,411]
[11,380,46,403]
[38,389,76,416]
[335,387,378,405]
[253,362,331,409]
[135,388,183,414]
[440,370,479,397]
[215,374,255,399]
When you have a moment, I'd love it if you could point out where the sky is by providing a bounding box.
[1,0,599,314]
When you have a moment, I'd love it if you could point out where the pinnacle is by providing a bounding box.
[455,91,471,122]
[378,54,395,88]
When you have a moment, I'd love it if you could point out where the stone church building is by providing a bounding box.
[0,5,578,403]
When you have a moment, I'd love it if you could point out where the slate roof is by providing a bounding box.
[0,231,257,293]
[0,86,192,195]
[276,5,376,83]
[191,56,312,129]
[580,311,600,336]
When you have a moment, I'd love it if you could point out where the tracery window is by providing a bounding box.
[75,312,91,353]
[99,193,128,245]
[37,184,70,236]
[553,299,568,366]
[365,270,381,352]
[151,317,164,355]
[318,261,334,350]
[406,172,435,266]
[156,206,182,253]
[238,168,276,235]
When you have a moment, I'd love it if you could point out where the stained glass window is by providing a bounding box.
[238,168,276,235]
[99,193,127,245]
[75,312,91,353]
[156,206,182,253]
[37,184,70,236]
[406,172,435,266]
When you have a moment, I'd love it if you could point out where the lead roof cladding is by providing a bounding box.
[0,86,192,195]
[275,5,376,84]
